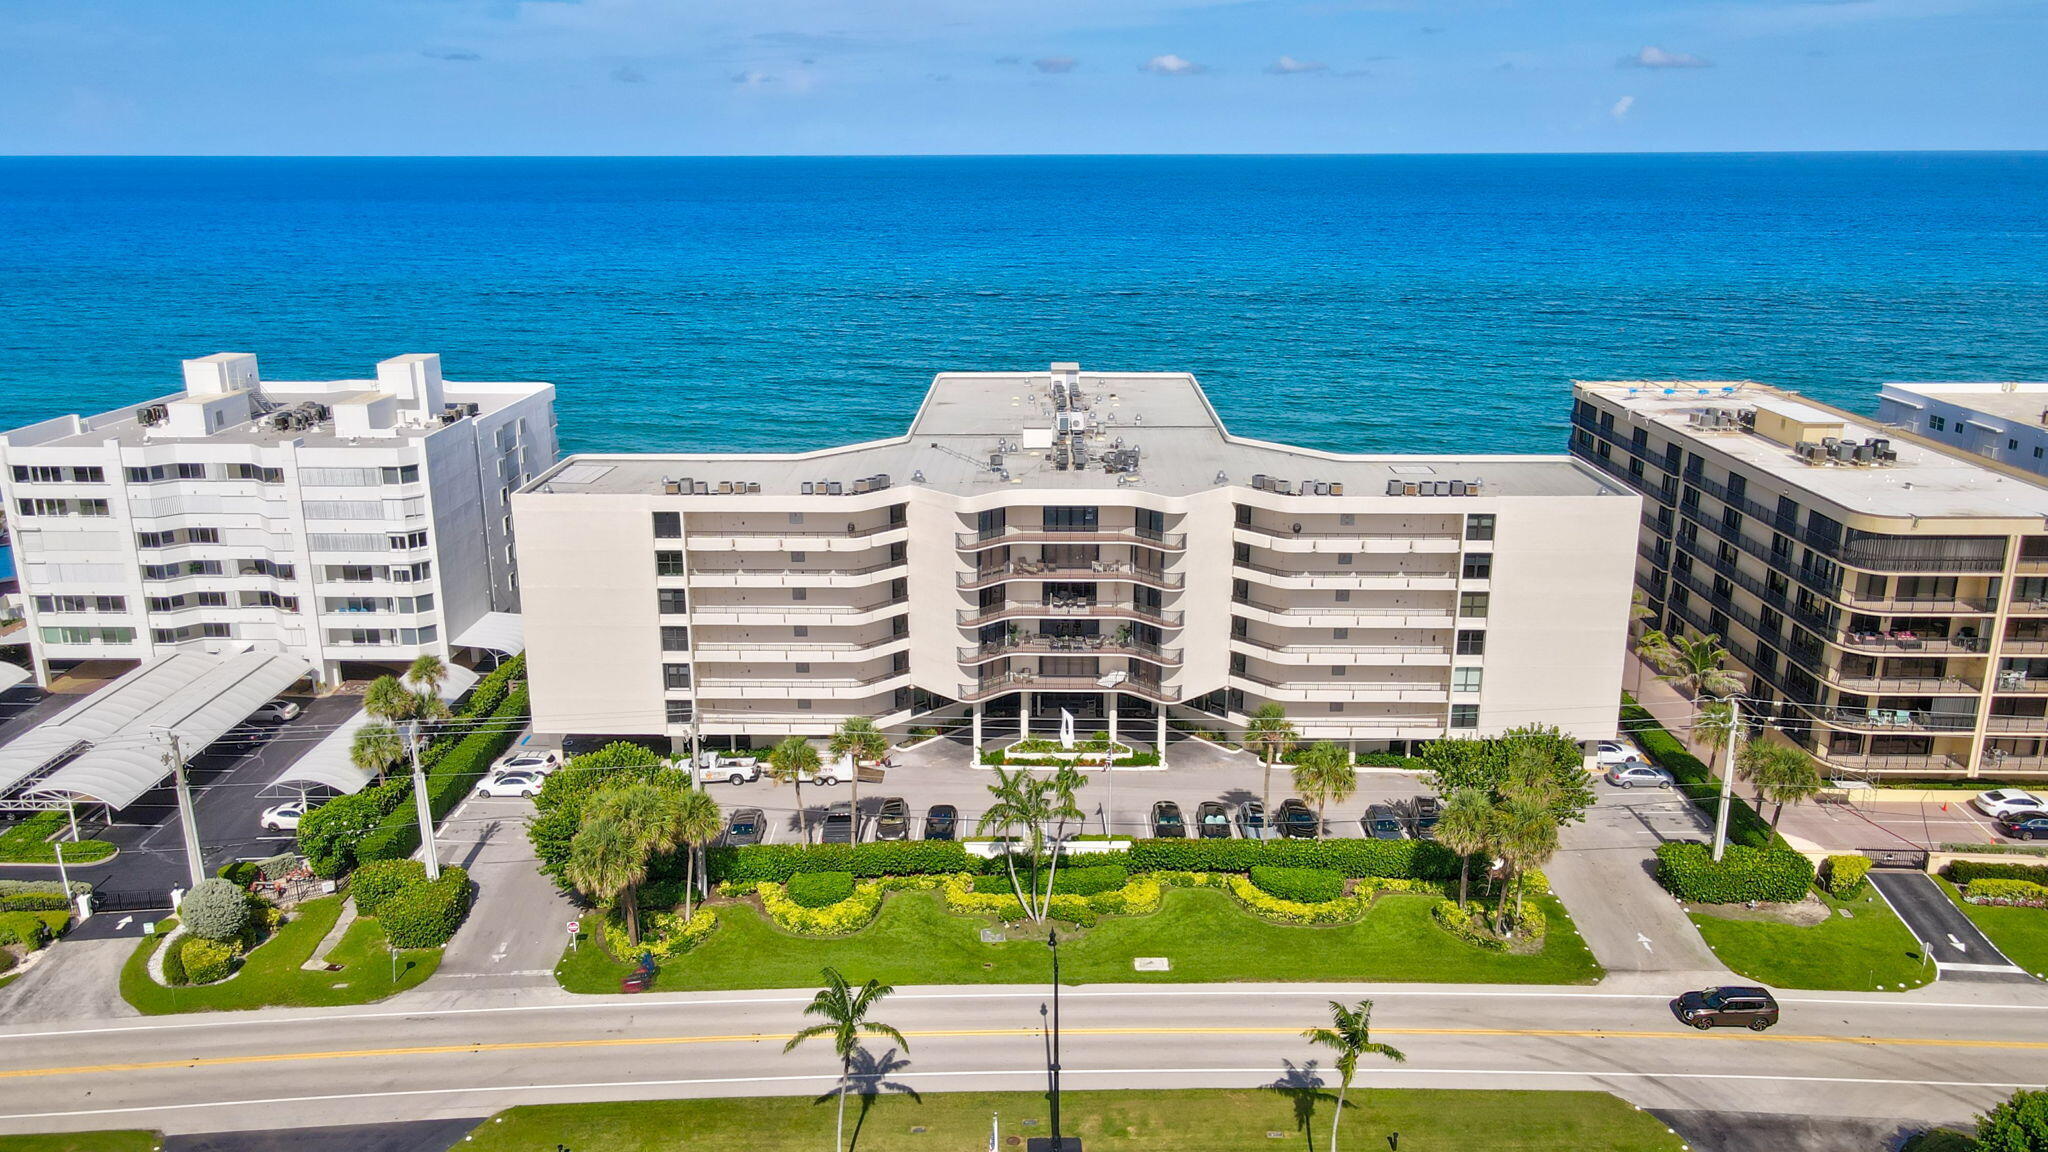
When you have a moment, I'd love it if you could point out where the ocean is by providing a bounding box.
[0,154,2044,457]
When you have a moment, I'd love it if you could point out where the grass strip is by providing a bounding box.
[119,895,440,1014]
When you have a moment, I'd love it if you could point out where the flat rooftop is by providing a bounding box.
[1881,382,2048,429]
[1578,380,2048,522]
[529,366,1620,500]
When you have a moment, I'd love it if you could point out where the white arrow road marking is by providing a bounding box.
[490,941,510,964]
[114,916,133,931]
[1947,934,1968,953]
[1635,932,1655,953]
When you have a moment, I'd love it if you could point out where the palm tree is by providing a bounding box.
[1244,703,1298,840]
[673,787,724,917]
[1626,593,1658,693]
[349,722,405,780]
[785,967,910,1152]
[829,717,891,838]
[767,735,823,844]
[1301,999,1406,1152]
[1436,787,1493,908]
[1490,793,1561,935]
[975,765,1053,921]
[1740,742,1823,830]
[566,815,648,942]
[1647,632,1747,701]
[1291,741,1355,835]
[1043,762,1087,899]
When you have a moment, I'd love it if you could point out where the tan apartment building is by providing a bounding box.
[1572,380,2048,780]
[514,364,1639,760]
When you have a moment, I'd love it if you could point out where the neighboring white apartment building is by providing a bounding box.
[0,353,556,686]
[514,364,1640,756]
[1878,382,2048,477]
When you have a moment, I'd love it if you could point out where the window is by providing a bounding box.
[73,466,104,483]
[656,551,686,577]
[666,700,694,724]
[660,625,690,652]
[658,589,688,614]
[380,464,421,484]
[1452,667,1483,692]
[2011,439,2021,452]
[1929,415,1947,431]
[388,530,428,550]
[26,466,62,483]
[197,591,228,607]
[791,588,808,601]
[1462,553,1493,580]
[176,463,207,480]
[1043,506,1100,533]
[1465,514,1495,542]
[653,511,682,539]
[227,464,284,484]
[1458,592,1490,618]
[137,531,172,549]
[125,465,168,484]
[1456,629,1486,656]
[1450,704,1480,729]
[1328,702,1344,713]
[664,663,692,689]
[1333,589,1350,603]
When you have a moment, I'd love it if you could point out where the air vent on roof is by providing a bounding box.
[1386,479,1484,496]
[135,404,170,427]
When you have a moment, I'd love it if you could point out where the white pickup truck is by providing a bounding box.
[696,754,762,785]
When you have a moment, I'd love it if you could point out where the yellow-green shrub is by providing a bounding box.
[603,906,718,961]
[1223,874,1364,925]
[1964,878,2048,908]
[180,937,237,984]
[757,880,886,936]
[1823,855,1873,898]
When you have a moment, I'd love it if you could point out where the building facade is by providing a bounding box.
[0,353,557,685]
[1572,380,2048,781]
[515,364,1639,757]
[1877,381,2048,478]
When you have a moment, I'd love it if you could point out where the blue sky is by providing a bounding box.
[1,0,2040,154]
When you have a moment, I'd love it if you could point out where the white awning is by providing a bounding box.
[453,612,523,655]
[0,665,29,694]
[269,664,481,797]
[9,651,312,810]
[436,663,481,703]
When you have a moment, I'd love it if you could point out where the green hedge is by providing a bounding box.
[1250,866,1344,904]
[969,865,1131,897]
[1963,879,2048,907]
[1654,841,1814,904]
[1357,753,1424,769]
[1126,838,1459,880]
[297,781,413,878]
[217,861,260,888]
[181,937,235,984]
[379,867,473,948]
[707,841,976,884]
[1946,859,2048,887]
[356,685,531,864]
[350,859,429,917]
[160,932,188,985]
[1620,699,1778,850]
[786,871,856,909]
[1822,855,1873,898]
[0,892,72,913]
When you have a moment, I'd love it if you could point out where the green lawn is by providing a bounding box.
[1689,886,1932,991]
[1939,879,2048,978]
[0,811,116,864]
[0,910,70,945]
[0,1133,159,1152]
[119,896,440,1014]
[557,887,1602,992]
[467,1088,1683,1151]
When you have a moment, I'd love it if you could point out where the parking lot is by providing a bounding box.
[1774,788,2015,852]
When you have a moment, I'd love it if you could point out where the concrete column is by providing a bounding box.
[972,704,983,759]
[1108,699,1118,749]
[1021,692,1032,741]
[1156,708,1168,769]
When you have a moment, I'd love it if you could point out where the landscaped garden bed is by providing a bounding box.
[1939,860,2048,978]
[0,810,117,865]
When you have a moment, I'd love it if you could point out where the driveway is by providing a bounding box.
[1776,790,2006,853]
[1866,870,2032,983]
[419,790,576,994]
[1544,776,1725,975]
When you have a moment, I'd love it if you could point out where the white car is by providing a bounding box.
[492,751,562,777]
[252,699,302,723]
[1973,789,2047,819]
[1592,740,1637,767]
[698,757,761,786]
[477,770,545,799]
[259,800,310,831]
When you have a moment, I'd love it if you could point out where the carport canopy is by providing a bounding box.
[0,651,312,811]
[0,664,29,694]
[269,663,482,797]
[453,611,523,655]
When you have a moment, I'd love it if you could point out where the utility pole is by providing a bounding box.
[407,720,442,880]
[1711,696,1740,863]
[161,730,206,890]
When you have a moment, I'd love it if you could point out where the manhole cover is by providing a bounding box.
[1133,957,1170,971]
[981,929,1006,943]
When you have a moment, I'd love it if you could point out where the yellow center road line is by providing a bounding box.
[7,1025,2047,1080]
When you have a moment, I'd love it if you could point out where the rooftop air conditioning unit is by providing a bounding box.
[1329,481,1343,496]
[662,478,682,495]
[1386,479,1405,496]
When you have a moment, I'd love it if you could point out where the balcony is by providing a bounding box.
[1840,591,1994,615]
[1995,673,2048,694]
[958,635,1183,667]
[1229,671,1450,704]
[1840,629,1987,655]
[1827,753,1972,775]
[958,600,1183,629]
[1824,709,1976,734]
[698,706,913,735]
[1229,636,1451,666]
[957,559,1183,591]
[688,560,904,588]
[1980,754,2048,774]
[1234,562,1458,591]
[1832,675,1981,695]
[688,524,910,553]
[1232,525,1462,555]
[694,636,911,661]
[690,596,908,626]
[1231,596,1455,629]
[1983,714,2048,733]
[696,671,910,700]
[956,672,1174,704]
[955,527,1186,552]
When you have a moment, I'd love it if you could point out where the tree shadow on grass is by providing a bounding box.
[816,1045,920,1152]
[1267,1058,1333,1152]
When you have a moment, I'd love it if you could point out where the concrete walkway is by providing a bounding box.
[1548,775,1728,975]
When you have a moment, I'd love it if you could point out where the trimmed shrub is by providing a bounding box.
[297,782,411,878]
[350,859,429,917]
[180,937,236,984]
[1621,700,1777,849]
[786,871,856,909]
[708,841,975,884]
[1962,878,2048,908]
[1654,841,1814,904]
[1250,866,1345,904]
[0,892,72,913]
[1822,855,1873,898]
[1126,838,1459,880]
[160,933,188,985]
[178,878,252,942]
[1946,859,2048,887]
[1357,753,1424,769]
[970,865,1131,897]
[602,906,718,962]
[217,861,260,888]
[0,915,54,951]
[757,879,887,936]
[379,868,473,948]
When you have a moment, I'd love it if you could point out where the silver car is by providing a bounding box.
[1604,761,1675,789]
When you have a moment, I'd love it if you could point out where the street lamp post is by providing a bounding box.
[1031,926,1081,1151]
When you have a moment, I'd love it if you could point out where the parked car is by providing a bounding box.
[875,797,910,841]
[1276,798,1319,839]
[1592,739,1636,766]
[924,804,958,841]
[252,699,301,723]
[1151,800,1187,838]
[493,751,562,777]
[1196,800,1232,839]
[1995,812,2048,841]
[723,807,766,847]
[820,801,855,844]
[477,770,544,798]
[1236,800,1269,841]
[1605,761,1676,789]
[259,800,310,832]
[1409,796,1442,840]
[698,756,761,786]
[1675,986,1779,1031]
[1361,804,1407,840]
[1973,789,2047,819]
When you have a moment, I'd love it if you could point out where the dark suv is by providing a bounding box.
[1676,986,1779,1031]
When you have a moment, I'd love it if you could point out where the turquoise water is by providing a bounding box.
[1,154,2044,456]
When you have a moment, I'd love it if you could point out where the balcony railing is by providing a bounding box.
[1234,561,1457,588]
[1832,675,1982,695]
[1234,523,1461,544]
[957,601,1183,629]
[1231,636,1447,658]
[1229,671,1449,702]
[695,638,908,656]
[1994,674,2048,694]
[1983,714,2048,733]
[1980,754,2048,773]
[957,560,1183,590]
[1825,709,1977,734]
[1827,753,1971,774]
[688,559,904,585]
[1231,596,1454,622]
[697,672,907,692]
[957,672,1173,703]
[958,636,1183,666]
[692,595,908,619]
[2000,638,2048,654]
[956,527,1186,551]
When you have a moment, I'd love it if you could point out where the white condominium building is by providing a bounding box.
[0,353,556,686]
[515,364,1638,755]
[1877,381,2048,478]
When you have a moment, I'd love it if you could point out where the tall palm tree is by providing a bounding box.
[405,654,449,700]
[785,968,910,1152]
[673,787,724,917]
[1648,632,1747,701]
[1740,742,1823,830]
[349,722,405,781]
[1244,703,1298,840]
[1301,999,1406,1152]
[1291,741,1355,835]
[829,717,891,838]
[1626,593,1658,693]
[767,735,823,845]
[1436,787,1493,908]
[566,815,647,942]
[1490,794,1561,935]
[1043,762,1087,899]
[975,765,1053,921]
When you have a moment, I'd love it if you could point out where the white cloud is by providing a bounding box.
[1266,55,1328,74]
[1623,45,1712,68]
[1610,94,1636,120]
[1033,56,1078,73]
[1140,53,1207,75]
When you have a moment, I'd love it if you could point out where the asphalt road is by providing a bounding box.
[1,979,2043,1139]
[1867,870,2033,982]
